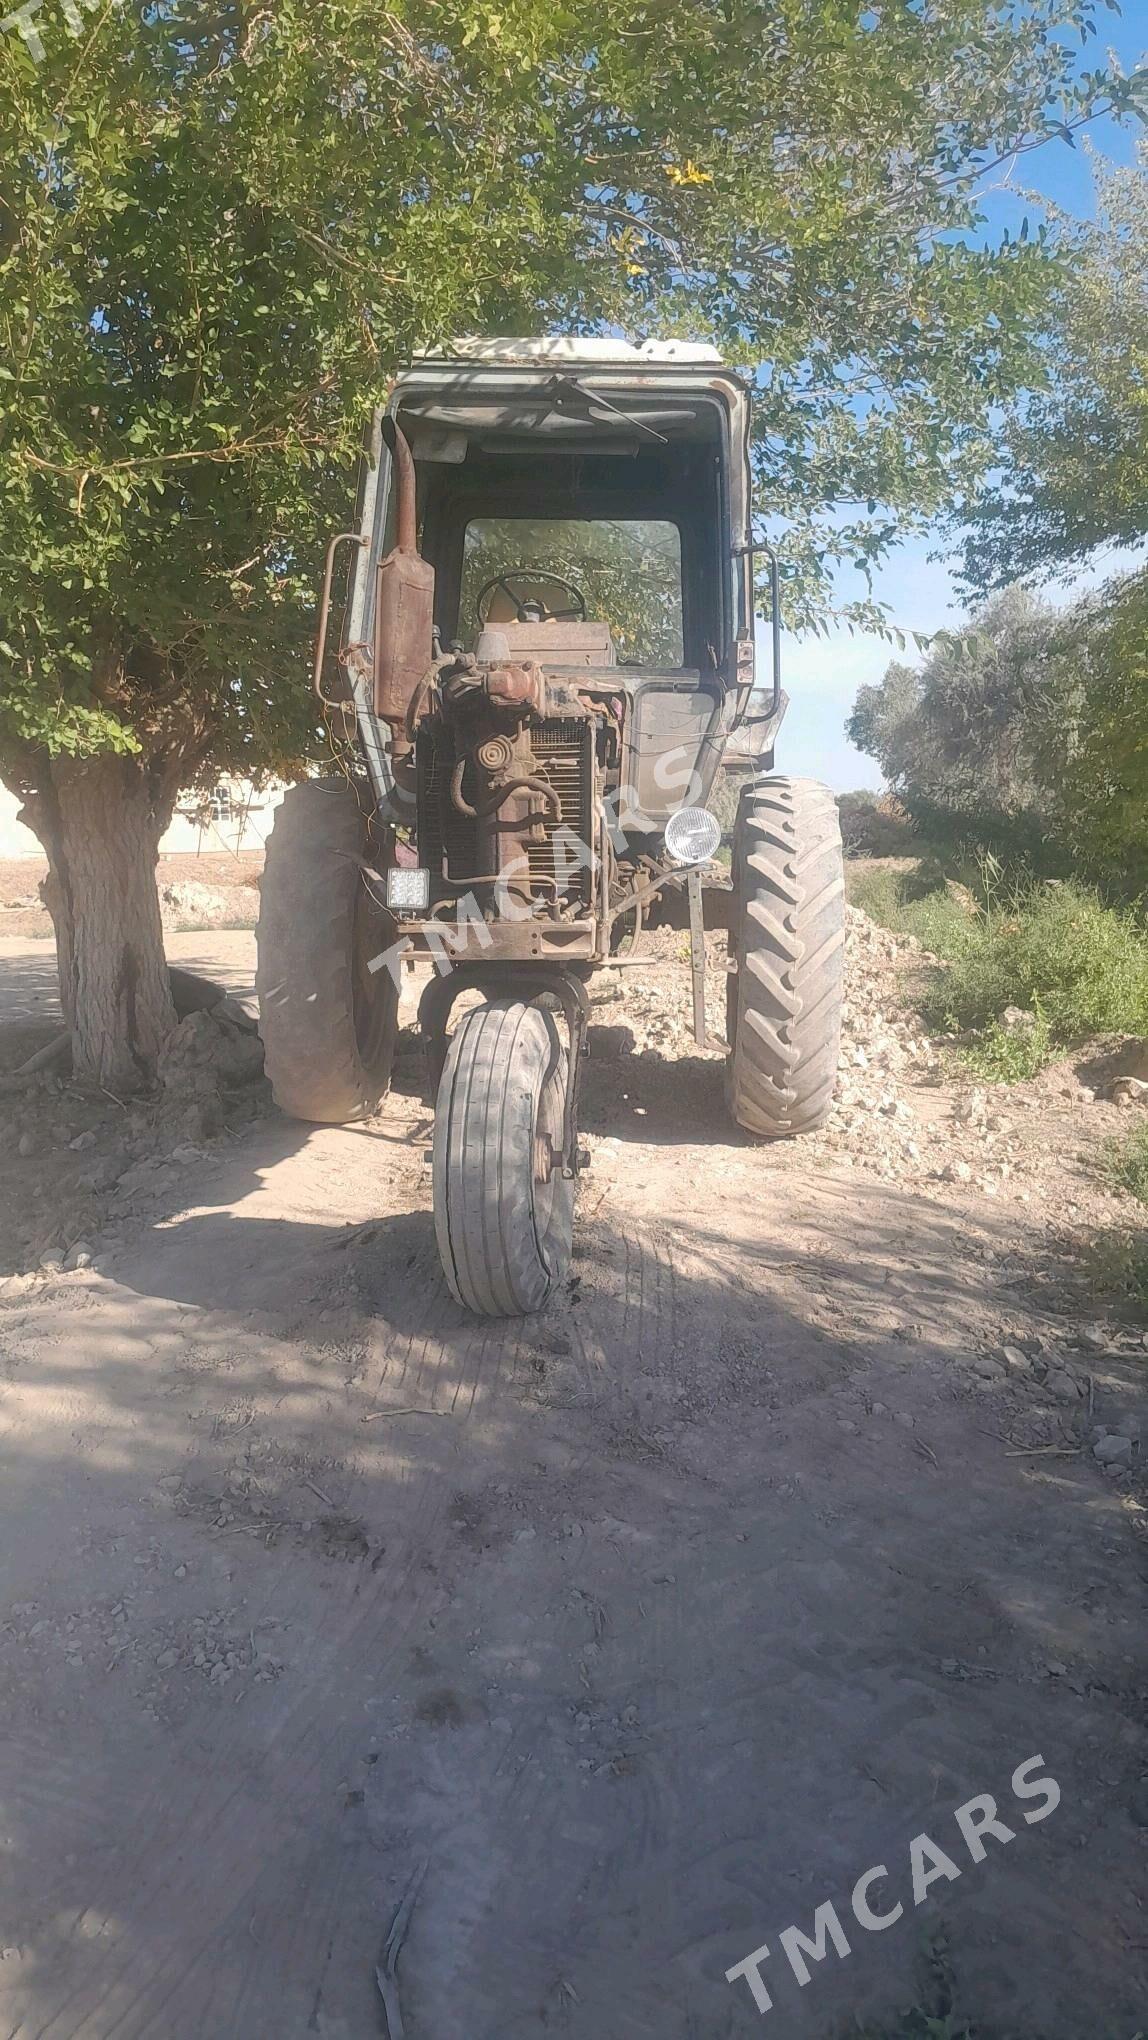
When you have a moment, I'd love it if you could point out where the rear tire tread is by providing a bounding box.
[727,775,845,1139]
[256,778,397,1124]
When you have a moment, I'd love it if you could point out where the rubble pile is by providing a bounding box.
[597,902,1126,1208]
[1,997,267,1277]
[156,1006,266,1143]
[814,912,1065,1192]
[159,879,261,931]
[591,931,730,1057]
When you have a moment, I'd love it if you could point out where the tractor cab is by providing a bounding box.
[344,337,777,846]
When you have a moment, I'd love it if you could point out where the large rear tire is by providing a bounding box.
[256,778,399,1123]
[726,776,844,1138]
[433,999,575,1316]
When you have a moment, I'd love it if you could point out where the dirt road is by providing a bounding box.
[1,927,1146,2038]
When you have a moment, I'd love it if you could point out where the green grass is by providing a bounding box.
[1100,1123,1148,1205]
[852,864,1148,1076]
[960,1001,1053,1083]
[849,1932,977,2039]
[847,865,983,963]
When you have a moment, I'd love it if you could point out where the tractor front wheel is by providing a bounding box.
[433,999,575,1315]
[256,778,399,1123]
[726,776,845,1138]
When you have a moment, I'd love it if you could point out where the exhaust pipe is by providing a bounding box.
[375,415,435,772]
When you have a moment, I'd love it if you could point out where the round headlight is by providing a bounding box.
[664,805,721,866]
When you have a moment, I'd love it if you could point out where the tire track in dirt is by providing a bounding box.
[8,1207,524,2039]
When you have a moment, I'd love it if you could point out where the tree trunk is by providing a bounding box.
[24,755,178,1091]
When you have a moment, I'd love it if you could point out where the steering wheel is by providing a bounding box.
[475,569,587,627]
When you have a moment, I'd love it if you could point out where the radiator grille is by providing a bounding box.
[417,728,476,887]
[416,718,593,903]
[527,720,593,897]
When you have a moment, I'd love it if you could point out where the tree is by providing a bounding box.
[846,662,924,793]
[0,0,1133,1083]
[961,149,1148,886]
[962,149,1148,588]
[846,586,1082,849]
[1057,574,1148,883]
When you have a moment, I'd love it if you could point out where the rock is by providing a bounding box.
[940,1160,972,1185]
[62,1241,93,1272]
[1129,1780,1148,1829]
[1044,1369,1083,1403]
[1076,1325,1109,1353]
[1093,1435,1133,1469]
[998,1345,1031,1374]
[38,1248,64,1272]
[587,1024,636,1060]
[1112,1076,1148,1107]
[68,1129,98,1152]
[178,1096,225,1142]
[17,1131,36,1158]
[155,1647,180,1670]
[76,1155,123,1193]
[170,1144,207,1165]
[157,1009,264,1092]
[971,1353,1006,1381]
[1000,1005,1035,1032]
[893,1410,915,1428]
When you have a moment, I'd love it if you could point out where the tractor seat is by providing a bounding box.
[493,617,616,668]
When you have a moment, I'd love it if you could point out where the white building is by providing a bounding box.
[0,778,284,860]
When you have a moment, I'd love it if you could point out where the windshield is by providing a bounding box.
[461,517,684,666]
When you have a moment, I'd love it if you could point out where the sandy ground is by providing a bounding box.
[0,924,1146,2038]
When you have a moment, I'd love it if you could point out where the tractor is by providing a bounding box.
[255,338,845,1315]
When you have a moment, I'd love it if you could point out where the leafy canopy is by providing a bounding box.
[963,147,1148,590]
[846,585,1080,824]
[0,0,1137,790]
[959,151,1148,887]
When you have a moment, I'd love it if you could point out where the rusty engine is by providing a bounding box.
[368,417,624,944]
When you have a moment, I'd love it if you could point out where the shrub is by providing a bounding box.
[847,865,982,961]
[853,864,1148,1064]
[961,1001,1053,1082]
[839,790,917,858]
[927,882,1148,1040]
[1100,1124,1148,1206]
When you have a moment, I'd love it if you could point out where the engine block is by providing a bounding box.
[416,716,595,907]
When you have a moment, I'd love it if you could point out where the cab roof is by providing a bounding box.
[415,336,725,367]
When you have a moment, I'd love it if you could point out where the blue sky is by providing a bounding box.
[775,9,1147,792]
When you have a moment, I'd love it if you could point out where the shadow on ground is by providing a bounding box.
[0,1066,1146,2040]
